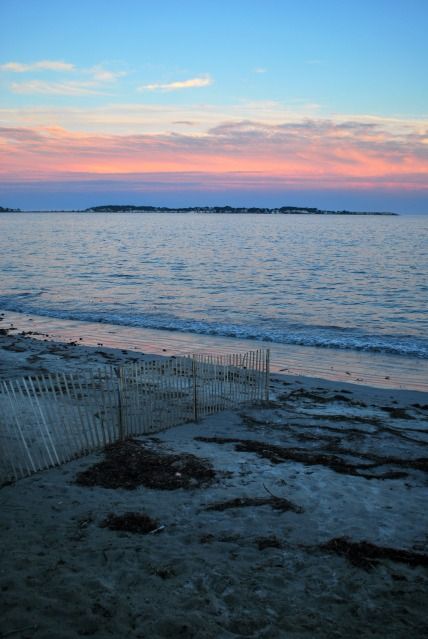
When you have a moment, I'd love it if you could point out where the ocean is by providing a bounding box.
[1,211,427,385]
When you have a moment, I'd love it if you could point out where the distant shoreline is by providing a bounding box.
[1,205,398,215]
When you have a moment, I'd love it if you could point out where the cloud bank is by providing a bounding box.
[0,99,426,211]
[1,116,426,191]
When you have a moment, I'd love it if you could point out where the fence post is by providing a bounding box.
[264,349,270,402]
[115,367,126,440]
[192,357,198,422]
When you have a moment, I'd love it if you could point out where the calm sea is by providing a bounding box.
[1,212,427,360]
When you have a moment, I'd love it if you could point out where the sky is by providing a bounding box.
[0,0,427,212]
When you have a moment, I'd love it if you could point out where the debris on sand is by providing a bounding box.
[148,564,176,579]
[280,388,367,407]
[204,496,303,513]
[256,536,283,550]
[75,438,216,490]
[380,406,414,420]
[320,537,428,570]
[101,512,160,534]
[195,436,427,479]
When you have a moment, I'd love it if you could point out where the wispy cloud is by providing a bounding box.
[0,60,75,73]
[253,67,267,74]
[10,80,108,96]
[138,75,212,92]
[2,60,128,96]
[87,66,128,82]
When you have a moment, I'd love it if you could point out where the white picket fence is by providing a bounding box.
[0,349,269,484]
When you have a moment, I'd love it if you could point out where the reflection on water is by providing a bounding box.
[0,212,427,360]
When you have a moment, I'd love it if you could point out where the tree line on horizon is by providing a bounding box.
[0,204,396,215]
[84,204,396,215]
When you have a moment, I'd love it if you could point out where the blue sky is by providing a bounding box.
[0,0,427,211]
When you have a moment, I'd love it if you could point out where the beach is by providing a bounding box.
[1,315,427,638]
[2,0,428,635]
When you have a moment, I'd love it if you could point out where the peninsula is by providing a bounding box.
[0,204,398,215]
[84,205,397,215]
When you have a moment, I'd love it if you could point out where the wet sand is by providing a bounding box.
[1,315,428,638]
[3,310,428,391]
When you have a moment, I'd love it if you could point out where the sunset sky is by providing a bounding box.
[1,0,427,212]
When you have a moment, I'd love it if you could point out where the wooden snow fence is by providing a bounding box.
[0,348,269,484]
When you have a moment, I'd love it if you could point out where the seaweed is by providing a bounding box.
[307,414,382,426]
[282,388,367,407]
[195,436,425,479]
[101,512,159,534]
[148,565,176,579]
[320,537,428,570]
[204,496,303,513]
[381,406,414,420]
[256,536,283,550]
[76,438,216,490]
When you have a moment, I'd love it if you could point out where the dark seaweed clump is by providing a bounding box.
[75,438,216,490]
[204,496,303,513]
[101,512,159,534]
[320,537,428,570]
[256,536,284,550]
[195,436,427,479]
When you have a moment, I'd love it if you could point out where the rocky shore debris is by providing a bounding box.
[75,438,216,490]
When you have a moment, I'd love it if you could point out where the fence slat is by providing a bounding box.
[44,373,76,462]
[33,375,65,466]
[2,379,36,477]
[18,378,53,470]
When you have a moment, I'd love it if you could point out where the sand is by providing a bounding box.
[1,316,428,638]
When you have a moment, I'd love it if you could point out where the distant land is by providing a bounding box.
[1,204,398,215]
[85,205,398,215]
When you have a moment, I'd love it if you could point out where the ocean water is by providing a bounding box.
[0,212,427,360]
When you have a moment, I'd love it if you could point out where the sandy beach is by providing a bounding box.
[1,316,428,638]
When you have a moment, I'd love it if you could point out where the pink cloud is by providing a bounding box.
[1,118,427,191]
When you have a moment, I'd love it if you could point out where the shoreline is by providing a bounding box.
[2,319,427,407]
[1,310,428,392]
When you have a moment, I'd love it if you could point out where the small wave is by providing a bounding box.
[1,296,427,360]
